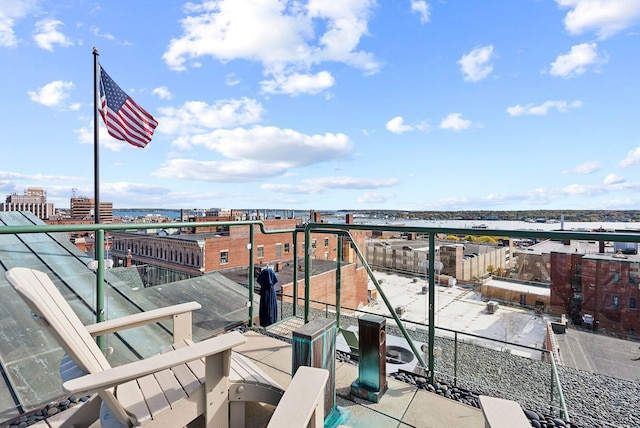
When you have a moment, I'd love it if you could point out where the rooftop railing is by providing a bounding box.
[2,217,640,425]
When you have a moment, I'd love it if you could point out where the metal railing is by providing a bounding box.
[3,218,640,423]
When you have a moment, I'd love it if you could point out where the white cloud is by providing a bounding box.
[174,126,353,165]
[420,179,640,210]
[154,159,289,182]
[565,161,600,174]
[556,0,640,39]
[313,176,399,189]
[157,98,265,136]
[549,42,606,78]
[386,116,413,134]
[261,183,321,194]
[261,70,335,95]
[604,173,624,184]
[163,0,379,95]
[620,146,640,167]
[154,125,354,182]
[262,176,398,195]
[458,45,494,82]
[439,113,472,131]
[28,80,74,106]
[90,26,115,41]
[0,171,85,182]
[152,86,172,100]
[75,120,136,152]
[386,116,428,134]
[101,182,171,199]
[357,192,393,204]
[411,0,430,24]
[507,100,582,116]
[0,0,36,47]
[226,73,241,86]
[33,19,73,51]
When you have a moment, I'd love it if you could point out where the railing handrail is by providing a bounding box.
[6,217,635,422]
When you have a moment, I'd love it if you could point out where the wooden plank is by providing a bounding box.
[155,368,188,406]
[478,395,531,428]
[63,332,246,393]
[138,373,171,418]
[267,366,328,428]
[117,380,151,425]
[85,302,201,336]
[232,353,272,386]
[169,362,201,397]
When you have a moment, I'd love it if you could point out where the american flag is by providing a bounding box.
[99,66,158,148]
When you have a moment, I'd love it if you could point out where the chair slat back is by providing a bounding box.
[5,268,133,426]
[6,267,111,373]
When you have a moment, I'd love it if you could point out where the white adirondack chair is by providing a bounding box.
[5,267,278,427]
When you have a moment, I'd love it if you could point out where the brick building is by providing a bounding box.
[551,251,640,335]
[108,214,369,309]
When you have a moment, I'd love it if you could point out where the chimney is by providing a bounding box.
[126,249,132,267]
[346,213,354,224]
[311,211,322,223]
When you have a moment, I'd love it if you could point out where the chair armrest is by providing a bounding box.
[267,366,328,428]
[85,302,202,336]
[63,331,246,395]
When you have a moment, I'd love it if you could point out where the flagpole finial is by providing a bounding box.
[93,47,99,55]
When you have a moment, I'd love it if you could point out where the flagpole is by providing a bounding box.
[93,47,101,225]
[93,47,105,350]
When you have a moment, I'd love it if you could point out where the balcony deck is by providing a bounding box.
[36,329,485,428]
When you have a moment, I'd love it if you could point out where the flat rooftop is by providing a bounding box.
[361,272,550,357]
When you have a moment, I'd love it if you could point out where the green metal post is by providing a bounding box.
[454,331,458,386]
[293,231,298,317]
[550,358,554,414]
[304,228,311,323]
[249,225,255,327]
[95,229,105,350]
[428,232,436,385]
[336,235,343,329]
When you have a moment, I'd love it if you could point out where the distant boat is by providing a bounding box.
[472,224,488,229]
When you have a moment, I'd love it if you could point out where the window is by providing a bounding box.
[312,239,317,249]
[275,243,282,258]
[257,245,264,258]
[284,243,290,254]
[220,250,228,264]
[631,272,637,284]
[324,238,329,248]
[630,297,637,309]
[613,272,620,283]
[613,295,620,307]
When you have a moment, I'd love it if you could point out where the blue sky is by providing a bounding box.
[1,0,640,211]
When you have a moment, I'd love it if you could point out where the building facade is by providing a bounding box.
[70,197,113,223]
[1,188,54,220]
[109,215,368,282]
[366,239,507,282]
[551,251,640,335]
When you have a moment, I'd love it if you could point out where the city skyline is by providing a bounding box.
[1,1,640,211]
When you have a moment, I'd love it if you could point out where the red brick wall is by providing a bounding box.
[282,264,368,312]
[204,227,343,272]
[581,257,640,334]
[552,252,640,335]
[549,252,579,315]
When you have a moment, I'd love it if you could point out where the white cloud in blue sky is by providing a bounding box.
[458,45,495,82]
[1,0,640,211]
